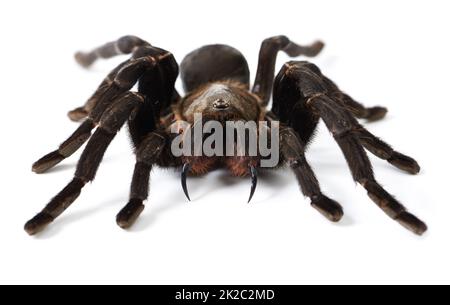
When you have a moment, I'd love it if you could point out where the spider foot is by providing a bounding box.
[68,107,89,122]
[32,120,95,174]
[116,199,145,229]
[24,212,54,236]
[32,150,65,174]
[311,195,344,222]
[388,152,421,175]
[307,41,325,57]
[74,51,97,68]
[363,179,427,235]
[24,178,85,235]
[396,211,428,236]
[366,106,388,122]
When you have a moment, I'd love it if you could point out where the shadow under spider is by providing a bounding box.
[33,166,357,237]
[130,169,294,231]
[33,195,127,239]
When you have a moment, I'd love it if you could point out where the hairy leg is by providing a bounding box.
[308,94,426,235]
[25,92,144,235]
[70,36,180,123]
[116,132,167,229]
[33,46,167,173]
[253,35,324,106]
[354,125,420,174]
[280,127,343,221]
[321,72,388,122]
[339,93,388,122]
[75,35,149,68]
[67,61,128,122]
[272,61,426,235]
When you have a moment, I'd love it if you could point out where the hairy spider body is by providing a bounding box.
[26,35,427,236]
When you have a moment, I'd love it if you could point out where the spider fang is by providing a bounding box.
[248,165,258,203]
[181,163,192,201]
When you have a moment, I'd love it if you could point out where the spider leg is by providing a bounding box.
[67,61,128,122]
[116,162,151,229]
[74,35,149,68]
[32,50,157,173]
[32,119,96,173]
[280,127,343,222]
[116,132,168,229]
[69,36,149,121]
[354,125,420,174]
[320,72,387,122]
[338,93,388,122]
[253,35,324,106]
[69,36,181,122]
[25,92,145,235]
[273,61,426,235]
[319,73,418,173]
[308,94,427,235]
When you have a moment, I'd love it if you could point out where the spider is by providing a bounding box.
[25,35,427,236]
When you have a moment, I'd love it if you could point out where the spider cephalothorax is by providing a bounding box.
[25,35,427,236]
[177,82,262,123]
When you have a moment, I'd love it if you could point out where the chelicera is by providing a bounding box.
[25,35,427,235]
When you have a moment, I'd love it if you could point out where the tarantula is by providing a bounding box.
[25,35,427,236]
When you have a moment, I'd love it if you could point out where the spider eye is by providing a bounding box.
[212,99,230,110]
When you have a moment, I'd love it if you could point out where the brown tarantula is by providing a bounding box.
[25,35,427,236]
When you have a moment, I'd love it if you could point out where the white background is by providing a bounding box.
[0,0,449,284]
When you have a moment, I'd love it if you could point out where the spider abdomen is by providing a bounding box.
[180,44,250,93]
